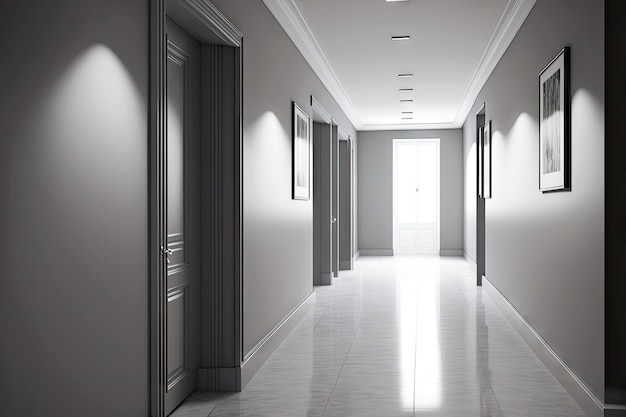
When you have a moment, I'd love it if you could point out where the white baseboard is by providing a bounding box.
[359,249,393,256]
[440,249,463,256]
[463,251,477,272]
[483,277,604,417]
[240,292,316,389]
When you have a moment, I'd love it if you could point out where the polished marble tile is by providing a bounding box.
[168,256,587,417]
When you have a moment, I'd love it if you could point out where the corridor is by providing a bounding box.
[172,256,586,417]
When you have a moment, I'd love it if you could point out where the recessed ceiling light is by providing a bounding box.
[386,0,409,2]
[399,88,413,92]
[400,99,413,103]
[391,36,410,41]
[402,111,413,114]
[402,117,413,120]
[398,73,413,78]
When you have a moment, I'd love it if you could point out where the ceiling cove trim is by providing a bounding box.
[264,0,363,129]
[453,0,537,126]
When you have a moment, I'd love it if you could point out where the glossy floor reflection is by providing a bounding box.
[171,255,587,417]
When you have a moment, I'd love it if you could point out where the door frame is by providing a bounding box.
[392,138,441,255]
[150,1,244,416]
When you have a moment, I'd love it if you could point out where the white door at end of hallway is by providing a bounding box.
[393,139,440,254]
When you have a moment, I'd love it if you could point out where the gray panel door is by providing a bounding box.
[164,18,201,415]
[339,139,352,270]
[313,122,333,285]
[331,126,339,277]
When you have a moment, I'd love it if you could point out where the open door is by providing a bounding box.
[163,18,202,414]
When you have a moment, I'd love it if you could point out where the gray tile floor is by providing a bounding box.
[171,255,587,417]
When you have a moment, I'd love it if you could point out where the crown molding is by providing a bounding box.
[265,0,536,131]
[263,0,363,129]
[453,0,537,126]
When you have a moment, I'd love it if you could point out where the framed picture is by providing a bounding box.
[477,125,484,198]
[483,121,492,199]
[539,47,570,192]
[293,102,311,200]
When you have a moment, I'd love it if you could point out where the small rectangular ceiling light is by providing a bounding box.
[398,73,413,78]
[391,36,410,41]
[402,117,413,120]
[402,111,413,114]
[400,99,414,103]
[399,88,413,92]
[387,0,409,2]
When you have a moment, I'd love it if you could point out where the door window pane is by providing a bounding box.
[397,143,418,224]
[416,142,437,224]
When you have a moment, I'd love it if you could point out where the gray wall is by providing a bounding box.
[462,0,604,400]
[211,0,357,356]
[358,129,463,254]
[0,1,149,416]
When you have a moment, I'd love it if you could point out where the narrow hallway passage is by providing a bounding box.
[172,256,586,417]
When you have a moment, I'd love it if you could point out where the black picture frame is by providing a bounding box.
[539,47,570,192]
[293,102,311,200]
[477,125,484,198]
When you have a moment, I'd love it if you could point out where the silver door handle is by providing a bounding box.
[331,217,337,224]
[160,247,173,264]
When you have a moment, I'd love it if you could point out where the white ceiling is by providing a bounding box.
[263,0,537,131]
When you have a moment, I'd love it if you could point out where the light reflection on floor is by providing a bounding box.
[171,255,587,417]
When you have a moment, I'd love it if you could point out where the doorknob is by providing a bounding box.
[331,217,337,224]
[160,246,173,264]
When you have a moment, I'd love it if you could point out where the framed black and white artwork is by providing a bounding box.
[483,121,492,199]
[293,102,311,200]
[539,47,570,192]
[477,125,484,199]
